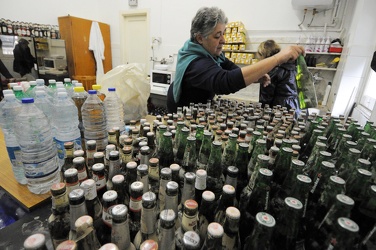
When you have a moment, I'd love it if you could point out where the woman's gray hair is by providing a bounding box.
[190,7,228,42]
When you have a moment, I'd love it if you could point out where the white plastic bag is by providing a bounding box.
[97,63,150,123]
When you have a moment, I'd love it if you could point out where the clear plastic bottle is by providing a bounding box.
[53,92,82,167]
[47,79,58,98]
[71,86,88,148]
[81,90,108,152]
[34,89,56,138]
[104,87,125,132]
[92,84,106,101]
[0,93,27,184]
[25,80,37,98]
[14,97,60,194]
[64,78,73,97]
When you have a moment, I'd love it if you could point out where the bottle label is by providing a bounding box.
[85,183,97,201]
[129,197,142,212]
[222,233,236,249]
[182,214,197,232]
[148,166,159,180]
[52,191,69,209]
[23,155,59,178]
[102,204,116,227]
[86,150,95,162]
[77,168,88,182]
[54,137,82,161]
[92,174,106,191]
[6,145,23,167]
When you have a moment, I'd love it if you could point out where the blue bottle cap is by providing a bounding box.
[88,90,97,94]
[22,97,34,103]
[108,87,116,91]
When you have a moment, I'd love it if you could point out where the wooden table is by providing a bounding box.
[0,131,51,211]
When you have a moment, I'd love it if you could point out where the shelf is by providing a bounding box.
[306,52,341,56]
[308,67,337,71]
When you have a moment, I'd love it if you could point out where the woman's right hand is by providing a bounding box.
[275,45,305,64]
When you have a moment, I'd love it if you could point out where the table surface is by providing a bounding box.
[0,131,51,211]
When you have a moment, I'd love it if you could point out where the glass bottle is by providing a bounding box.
[302,141,326,174]
[125,161,138,199]
[178,172,196,216]
[80,179,103,230]
[337,147,361,181]
[195,124,205,155]
[148,158,160,196]
[165,181,180,229]
[159,131,174,169]
[133,192,158,249]
[61,141,75,180]
[309,160,335,205]
[86,140,97,172]
[175,127,190,166]
[197,130,212,170]
[56,240,77,250]
[243,212,276,250]
[317,175,346,217]
[221,133,238,175]
[224,166,239,191]
[64,168,80,194]
[239,168,273,244]
[111,204,136,250]
[73,156,89,183]
[214,184,236,226]
[247,138,267,179]
[158,167,172,214]
[112,174,127,205]
[129,181,144,243]
[48,183,71,249]
[91,163,108,200]
[99,190,118,245]
[197,191,216,245]
[175,200,199,250]
[233,142,249,200]
[174,121,185,156]
[68,188,88,240]
[355,185,376,241]
[272,147,293,186]
[182,231,201,250]
[334,140,357,171]
[272,197,303,250]
[221,206,241,250]
[281,159,306,196]
[200,222,224,250]
[247,154,270,192]
[158,209,176,250]
[308,150,332,181]
[346,168,373,205]
[140,239,158,250]
[182,136,198,174]
[74,215,102,249]
[323,217,359,250]
[137,164,150,194]
[205,140,224,200]
[194,169,207,210]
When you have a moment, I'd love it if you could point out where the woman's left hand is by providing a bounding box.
[259,74,271,87]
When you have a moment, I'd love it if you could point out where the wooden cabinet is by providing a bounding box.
[58,15,112,83]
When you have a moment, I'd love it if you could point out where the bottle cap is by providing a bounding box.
[99,243,119,250]
[92,163,105,172]
[207,222,224,238]
[137,164,148,174]
[73,150,85,158]
[226,166,239,178]
[88,90,97,94]
[68,188,85,202]
[131,181,144,192]
[126,161,138,170]
[184,172,196,184]
[255,212,276,227]
[142,191,157,208]
[160,167,172,179]
[108,87,116,91]
[225,206,240,220]
[159,209,176,224]
[21,97,34,103]
[284,197,303,210]
[92,85,102,90]
[296,174,312,184]
[102,190,118,202]
[50,183,67,197]
[74,86,85,92]
[111,204,128,220]
[169,163,181,171]
[73,156,85,164]
[222,184,236,195]
[64,141,74,149]
[56,240,77,250]
[75,215,93,232]
[336,194,355,206]
[109,151,120,160]
[112,174,125,184]
[140,240,158,250]
[166,181,179,196]
[23,233,46,249]
[64,168,78,177]
[337,217,359,233]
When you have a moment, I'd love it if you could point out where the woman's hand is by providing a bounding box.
[275,45,305,64]
[258,74,271,87]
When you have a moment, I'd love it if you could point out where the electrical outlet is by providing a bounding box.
[152,37,162,43]
[128,0,138,6]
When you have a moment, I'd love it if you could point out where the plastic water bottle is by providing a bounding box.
[81,90,108,151]
[72,86,88,148]
[53,92,82,167]
[64,78,73,97]
[0,93,27,184]
[25,80,37,98]
[14,98,60,194]
[92,84,106,101]
[34,90,55,133]
[13,85,25,101]
[47,79,57,98]
[104,87,125,132]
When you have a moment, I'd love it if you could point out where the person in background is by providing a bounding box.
[166,6,305,113]
[0,39,14,100]
[13,38,36,81]
[257,39,301,118]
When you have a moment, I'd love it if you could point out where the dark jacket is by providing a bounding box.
[0,59,13,79]
[13,42,35,77]
[167,56,245,113]
[259,61,300,113]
